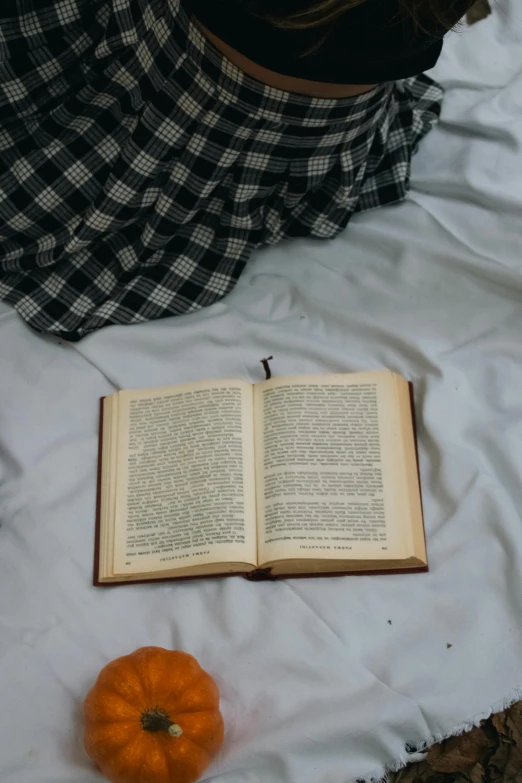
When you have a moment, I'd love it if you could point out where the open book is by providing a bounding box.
[94,370,427,585]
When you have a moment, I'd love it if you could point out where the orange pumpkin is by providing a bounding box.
[84,647,224,783]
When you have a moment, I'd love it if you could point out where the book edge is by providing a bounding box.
[96,572,250,587]
[408,381,428,567]
[94,565,428,587]
[93,396,105,587]
[246,564,429,581]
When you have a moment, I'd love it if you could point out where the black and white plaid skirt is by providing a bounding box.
[0,0,443,340]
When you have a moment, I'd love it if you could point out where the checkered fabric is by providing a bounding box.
[0,0,443,340]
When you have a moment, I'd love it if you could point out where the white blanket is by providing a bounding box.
[1,5,522,782]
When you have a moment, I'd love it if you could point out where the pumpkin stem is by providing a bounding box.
[141,708,183,738]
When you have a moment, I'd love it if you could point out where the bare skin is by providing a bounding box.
[197,22,377,99]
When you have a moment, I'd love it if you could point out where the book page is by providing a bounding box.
[254,371,417,565]
[111,379,257,575]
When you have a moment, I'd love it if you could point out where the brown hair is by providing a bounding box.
[254,0,470,38]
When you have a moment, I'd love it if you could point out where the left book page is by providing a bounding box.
[98,379,258,583]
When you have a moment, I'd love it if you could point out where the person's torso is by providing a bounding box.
[188,0,454,84]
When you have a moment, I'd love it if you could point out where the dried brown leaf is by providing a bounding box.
[492,710,509,736]
[470,762,486,783]
[393,760,444,783]
[506,702,522,748]
[390,700,522,783]
[487,741,522,783]
[427,727,491,774]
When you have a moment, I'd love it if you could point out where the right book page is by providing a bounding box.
[253,370,426,571]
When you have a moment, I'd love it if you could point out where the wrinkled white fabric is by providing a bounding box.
[1,5,522,782]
